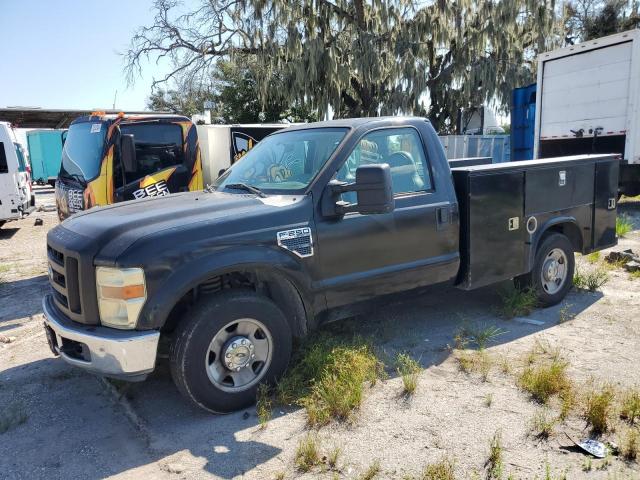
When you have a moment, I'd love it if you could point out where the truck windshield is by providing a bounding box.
[214,127,347,193]
[60,122,106,182]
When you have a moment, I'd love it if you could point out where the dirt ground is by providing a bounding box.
[1,186,640,480]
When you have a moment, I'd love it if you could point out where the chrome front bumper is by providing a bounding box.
[42,294,159,380]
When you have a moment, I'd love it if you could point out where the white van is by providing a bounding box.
[1,121,35,228]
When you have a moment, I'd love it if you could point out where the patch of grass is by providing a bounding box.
[557,303,575,324]
[631,270,640,280]
[499,287,538,319]
[620,389,640,424]
[620,427,639,461]
[396,352,421,396]
[274,472,286,480]
[582,458,592,472]
[585,252,601,264]
[277,334,383,426]
[421,457,456,480]
[518,358,572,404]
[616,215,633,237]
[456,350,493,381]
[455,323,506,350]
[294,434,321,472]
[256,384,272,428]
[327,446,341,470]
[531,407,556,439]
[573,267,609,292]
[584,383,616,434]
[485,431,503,480]
[359,459,381,480]
[301,344,382,426]
[0,401,27,434]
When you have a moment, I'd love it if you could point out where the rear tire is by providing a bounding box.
[170,290,292,413]
[514,233,575,307]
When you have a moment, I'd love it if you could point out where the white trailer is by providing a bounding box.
[0,122,34,227]
[534,29,640,196]
[196,124,288,184]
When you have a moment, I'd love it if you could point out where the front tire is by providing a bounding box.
[170,290,292,413]
[514,233,575,307]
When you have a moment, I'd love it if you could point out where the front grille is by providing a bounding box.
[47,244,82,315]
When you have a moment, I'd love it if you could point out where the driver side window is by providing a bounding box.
[336,128,433,203]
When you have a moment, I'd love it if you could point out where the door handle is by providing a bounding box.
[436,206,451,230]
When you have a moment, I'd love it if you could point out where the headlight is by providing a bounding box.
[96,267,146,329]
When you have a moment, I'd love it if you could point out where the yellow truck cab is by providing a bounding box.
[55,112,203,220]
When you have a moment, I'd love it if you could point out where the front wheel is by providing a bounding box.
[514,233,575,307]
[170,290,292,413]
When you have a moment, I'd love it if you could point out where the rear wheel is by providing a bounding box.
[170,290,292,413]
[514,233,575,307]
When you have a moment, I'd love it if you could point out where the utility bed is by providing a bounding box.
[452,154,619,289]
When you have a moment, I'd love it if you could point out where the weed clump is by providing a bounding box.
[359,459,381,480]
[531,407,556,439]
[277,334,382,426]
[485,431,503,479]
[518,358,572,404]
[616,215,633,237]
[256,384,272,428]
[620,389,640,424]
[499,288,538,319]
[584,383,616,434]
[621,427,639,461]
[573,267,609,292]
[421,457,456,480]
[396,352,421,396]
[456,350,493,381]
[294,434,321,472]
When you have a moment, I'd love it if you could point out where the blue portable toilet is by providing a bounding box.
[511,84,536,161]
[26,130,65,186]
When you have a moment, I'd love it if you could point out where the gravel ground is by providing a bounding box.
[1,187,639,479]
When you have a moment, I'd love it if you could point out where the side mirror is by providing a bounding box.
[322,163,394,217]
[120,134,137,173]
[61,130,67,146]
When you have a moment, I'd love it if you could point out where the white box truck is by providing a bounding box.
[534,29,640,196]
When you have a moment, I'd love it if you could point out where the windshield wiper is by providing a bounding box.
[225,183,266,198]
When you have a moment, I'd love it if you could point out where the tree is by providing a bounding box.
[127,0,560,132]
[147,57,317,123]
[564,0,640,44]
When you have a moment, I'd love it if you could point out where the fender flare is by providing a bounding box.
[527,215,582,269]
[137,245,316,331]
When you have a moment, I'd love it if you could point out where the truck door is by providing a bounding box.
[114,121,192,202]
[314,126,460,309]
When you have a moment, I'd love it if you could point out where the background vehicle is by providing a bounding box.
[0,122,35,228]
[42,117,618,413]
[55,113,286,219]
[533,29,640,197]
[27,129,65,186]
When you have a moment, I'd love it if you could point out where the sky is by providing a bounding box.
[0,0,172,111]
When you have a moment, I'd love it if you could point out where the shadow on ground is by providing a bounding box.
[0,275,48,322]
[0,281,603,479]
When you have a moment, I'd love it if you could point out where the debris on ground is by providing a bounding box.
[37,204,56,212]
[605,249,640,272]
[0,335,17,344]
[34,218,44,226]
[565,433,607,458]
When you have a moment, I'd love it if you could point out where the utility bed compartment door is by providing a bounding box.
[593,161,619,249]
[455,171,526,289]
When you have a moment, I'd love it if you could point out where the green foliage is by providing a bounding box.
[584,383,616,434]
[621,426,639,461]
[620,389,640,423]
[256,383,272,428]
[518,358,572,404]
[486,431,503,480]
[294,434,321,472]
[359,460,381,480]
[421,457,456,480]
[573,267,609,292]
[277,333,382,426]
[499,288,538,319]
[396,352,421,396]
[454,323,506,350]
[128,0,560,129]
[617,214,633,237]
[531,407,556,439]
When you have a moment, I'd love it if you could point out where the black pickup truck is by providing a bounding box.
[42,117,619,412]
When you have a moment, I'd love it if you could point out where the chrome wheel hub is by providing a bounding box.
[205,318,273,392]
[540,248,568,295]
[223,336,255,371]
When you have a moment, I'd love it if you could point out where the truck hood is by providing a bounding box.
[61,191,293,263]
